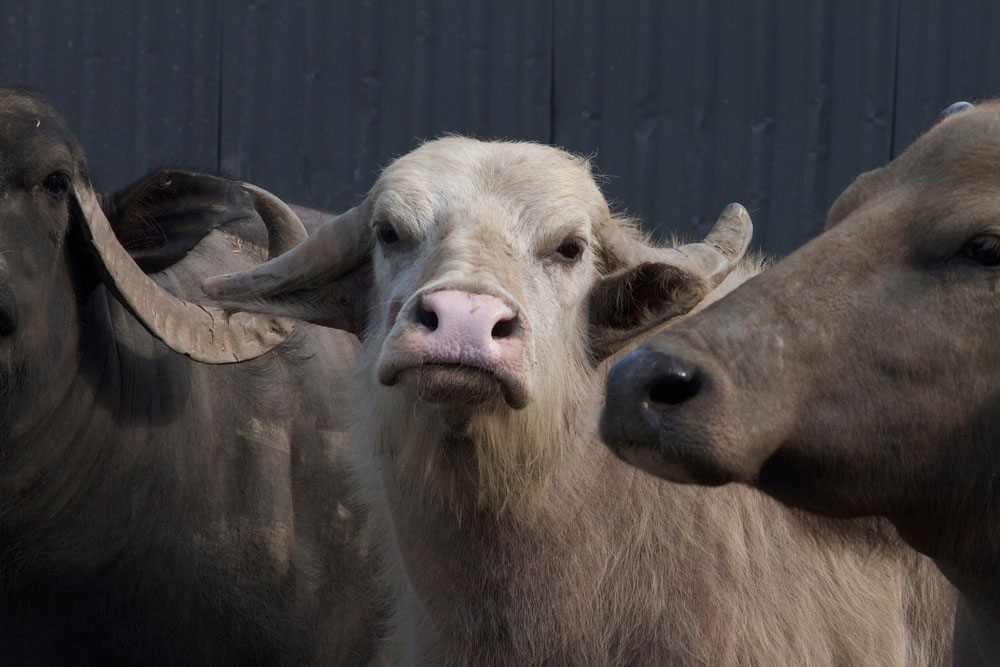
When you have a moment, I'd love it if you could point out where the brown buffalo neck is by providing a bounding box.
[889,451,1000,615]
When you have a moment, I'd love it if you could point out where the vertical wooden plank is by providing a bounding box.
[894,0,1000,155]
[0,1,221,191]
[219,0,553,212]
[553,0,898,256]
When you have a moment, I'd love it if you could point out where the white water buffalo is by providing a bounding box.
[600,101,1000,664]
[205,136,954,665]
[0,88,383,664]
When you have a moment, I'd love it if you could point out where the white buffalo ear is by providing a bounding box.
[589,204,752,362]
[589,261,710,361]
[202,200,373,334]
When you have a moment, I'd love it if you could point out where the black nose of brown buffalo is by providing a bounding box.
[601,348,704,446]
[644,355,702,410]
[601,345,738,486]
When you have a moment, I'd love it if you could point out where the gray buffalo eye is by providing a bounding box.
[41,171,69,199]
[963,234,1000,267]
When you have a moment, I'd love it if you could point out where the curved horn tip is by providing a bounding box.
[201,274,232,298]
[938,101,974,122]
[704,203,753,260]
[239,182,308,255]
[200,270,273,299]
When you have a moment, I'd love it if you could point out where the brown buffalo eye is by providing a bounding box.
[555,238,583,263]
[41,171,69,198]
[963,234,1000,267]
[374,222,400,247]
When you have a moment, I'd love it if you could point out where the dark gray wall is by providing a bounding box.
[2,1,998,255]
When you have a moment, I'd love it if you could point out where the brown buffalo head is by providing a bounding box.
[601,100,1000,594]
[204,137,751,510]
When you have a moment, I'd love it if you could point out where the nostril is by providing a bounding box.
[416,301,439,331]
[644,362,702,410]
[491,316,516,339]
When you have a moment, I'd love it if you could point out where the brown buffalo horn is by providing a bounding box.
[603,203,752,286]
[240,182,308,256]
[201,200,371,299]
[72,183,298,364]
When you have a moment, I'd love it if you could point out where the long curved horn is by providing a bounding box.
[72,183,297,364]
[240,182,308,256]
[602,203,752,286]
[201,200,370,299]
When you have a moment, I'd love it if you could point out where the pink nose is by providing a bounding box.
[411,290,523,368]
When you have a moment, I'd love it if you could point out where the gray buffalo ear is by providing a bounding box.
[202,201,374,335]
[102,170,285,273]
[588,204,752,362]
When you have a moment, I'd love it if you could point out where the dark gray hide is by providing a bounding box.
[0,88,382,665]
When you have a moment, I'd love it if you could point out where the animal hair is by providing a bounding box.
[320,138,954,665]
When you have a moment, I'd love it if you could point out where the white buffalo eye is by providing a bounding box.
[374,222,400,247]
[963,234,1000,267]
[553,238,583,263]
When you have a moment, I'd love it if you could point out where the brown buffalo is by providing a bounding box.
[600,102,1000,664]
[206,137,954,665]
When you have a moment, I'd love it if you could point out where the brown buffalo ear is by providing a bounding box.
[589,204,752,362]
[202,200,373,334]
[824,167,886,230]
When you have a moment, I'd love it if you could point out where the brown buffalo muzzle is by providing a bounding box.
[600,339,765,486]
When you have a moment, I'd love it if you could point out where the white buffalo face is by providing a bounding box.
[364,139,613,416]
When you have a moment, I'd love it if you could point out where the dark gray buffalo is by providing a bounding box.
[0,87,380,664]
[601,101,1000,665]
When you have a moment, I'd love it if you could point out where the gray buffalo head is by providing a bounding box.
[0,87,304,395]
